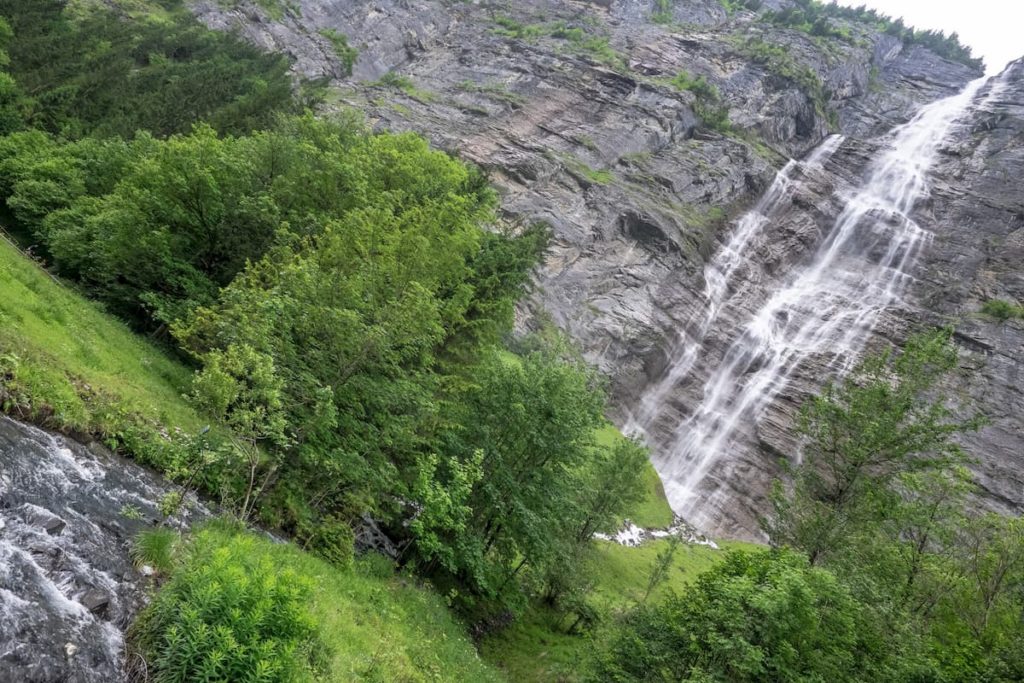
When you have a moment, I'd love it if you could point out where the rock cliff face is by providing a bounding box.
[189,0,1021,538]
[914,61,1024,517]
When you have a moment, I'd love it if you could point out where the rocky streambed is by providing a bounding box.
[0,417,209,682]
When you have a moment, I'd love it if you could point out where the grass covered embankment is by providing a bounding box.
[132,523,502,682]
[0,235,506,680]
[0,234,202,440]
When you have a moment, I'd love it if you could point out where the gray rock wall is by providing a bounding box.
[188,0,1021,537]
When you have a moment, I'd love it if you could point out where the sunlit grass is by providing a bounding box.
[0,237,202,436]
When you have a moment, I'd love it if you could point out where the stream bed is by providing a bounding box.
[0,416,208,682]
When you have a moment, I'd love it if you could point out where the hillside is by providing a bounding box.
[0,1,1022,681]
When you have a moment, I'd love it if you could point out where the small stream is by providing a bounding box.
[0,416,209,682]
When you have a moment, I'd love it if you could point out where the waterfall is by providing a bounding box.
[627,134,844,438]
[635,76,990,534]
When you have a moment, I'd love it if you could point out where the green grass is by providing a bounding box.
[144,523,503,682]
[490,17,627,71]
[981,298,1024,322]
[0,235,203,437]
[594,425,674,528]
[588,537,760,606]
[375,71,437,103]
[482,536,763,681]
[560,156,615,186]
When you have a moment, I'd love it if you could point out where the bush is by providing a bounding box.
[592,549,890,682]
[131,529,326,683]
[319,28,358,77]
[300,514,355,569]
[981,298,1024,322]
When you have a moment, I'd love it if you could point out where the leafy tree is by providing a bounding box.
[0,0,300,139]
[764,329,983,567]
[592,549,891,682]
[765,329,1024,680]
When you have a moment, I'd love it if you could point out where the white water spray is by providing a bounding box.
[627,135,844,437]
[636,77,991,532]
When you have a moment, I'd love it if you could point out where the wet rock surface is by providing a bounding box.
[913,60,1024,515]
[0,417,209,682]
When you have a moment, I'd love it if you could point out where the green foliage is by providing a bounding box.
[651,0,673,24]
[669,71,731,132]
[764,329,1024,680]
[981,298,1024,321]
[481,538,760,682]
[132,529,326,683]
[218,0,295,21]
[375,71,435,102]
[416,339,648,604]
[765,329,983,565]
[1,114,498,331]
[592,549,886,682]
[457,80,526,108]
[491,16,626,70]
[301,514,356,569]
[640,531,682,603]
[762,0,983,70]
[560,155,615,185]
[0,0,301,139]
[733,35,830,118]
[135,524,504,682]
[0,232,209,465]
[718,0,763,16]
[319,28,357,77]
[491,16,547,41]
[132,528,181,575]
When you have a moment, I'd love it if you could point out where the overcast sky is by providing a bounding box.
[834,0,1022,74]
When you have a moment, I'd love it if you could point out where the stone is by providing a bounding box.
[80,589,110,616]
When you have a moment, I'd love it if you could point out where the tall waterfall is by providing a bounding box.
[634,77,990,534]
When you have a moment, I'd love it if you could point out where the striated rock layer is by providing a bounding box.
[189,0,1021,538]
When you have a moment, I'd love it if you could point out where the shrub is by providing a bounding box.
[319,28,358,77]
[981,298,1024,322]
[592,549,889,682]
[132,530,325,683]
[300,514,355,569]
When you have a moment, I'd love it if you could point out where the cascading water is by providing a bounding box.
[634,76,991,535]
[0,417,209,680]
[627,134,844,437]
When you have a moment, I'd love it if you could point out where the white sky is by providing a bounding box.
[833,0,1023,74]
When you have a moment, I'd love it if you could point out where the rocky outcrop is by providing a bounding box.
[187,1,1018,539]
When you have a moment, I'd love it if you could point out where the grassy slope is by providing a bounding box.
[481,538,760,682]
[595,425,674,529]
[175,525,503,682]
[0,236,202,434]
[0,238,503,681]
